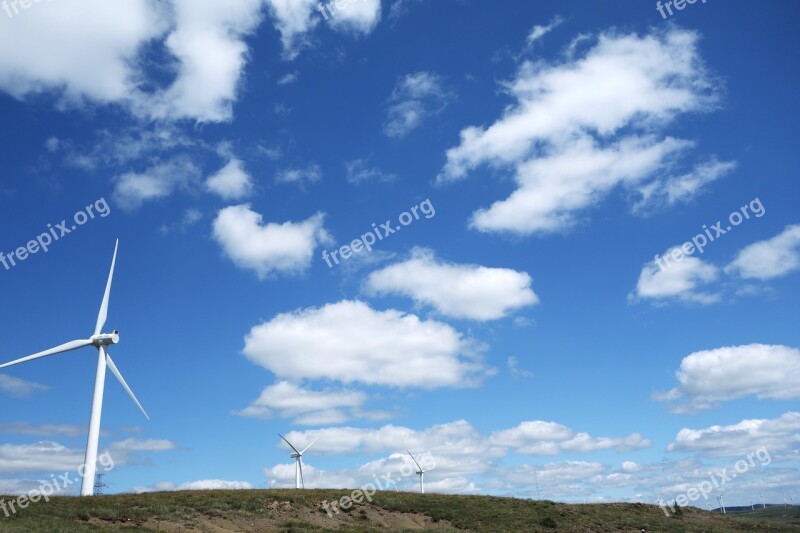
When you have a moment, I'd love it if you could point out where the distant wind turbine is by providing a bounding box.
[279,434,317,489]
[761,493,766,509]
[407,451,433,494]
[0,240,148,496]
[718,494,727,514]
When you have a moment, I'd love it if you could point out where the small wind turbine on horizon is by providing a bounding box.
[0,240,148,496]
[279,434,317,489]
[407,450,433,494]
[761,493,766,508]
[718,494,727,514]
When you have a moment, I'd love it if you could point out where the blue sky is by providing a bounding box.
[0,0,798,507]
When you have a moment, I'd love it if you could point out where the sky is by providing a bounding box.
[0,0,798,509]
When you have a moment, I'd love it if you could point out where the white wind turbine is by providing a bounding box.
[718,493,727,514]
[279,434,317,489]
[0,240,148,496]
[407,450,433,494]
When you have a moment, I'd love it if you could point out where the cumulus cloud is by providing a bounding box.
[148,0,266,122]
[212,205,331,279]
[667,411,800,458]
[656,344,800,412]
[235,381,377,425]
[0,0,267,122]
[489,421,651,455]
[0,0,168,103]
[364,247,538,320]
[631,248,720,305]
[205,158,253,200]
[726,225,800,280]
[384,72,450,138]
[0,438,175,475]
[112,157,201,212]
[134,479,252,493]
[438,29,727,235]
[243,300,488,388]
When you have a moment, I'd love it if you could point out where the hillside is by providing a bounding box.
[0,489,798,532]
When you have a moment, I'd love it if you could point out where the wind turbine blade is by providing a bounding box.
[0,339,93,369]
[300,437,317,455]
[105,353,149,420]
[299,459,304,489]
[94,239,119,335]
[407,450,422,471]
[278,434,301,455]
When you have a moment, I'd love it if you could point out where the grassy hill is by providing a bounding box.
[0,489,798,532]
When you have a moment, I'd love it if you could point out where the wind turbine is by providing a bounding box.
[279,434,316,489]
[407,450,433,494]
[783,496,790,507]
[718,494,727,514]
[761,493,766,509]
[0,240,148,496]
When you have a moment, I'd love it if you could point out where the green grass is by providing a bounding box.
[0,489,797,532]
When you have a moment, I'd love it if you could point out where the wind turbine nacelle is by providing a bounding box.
[290,453,301,458]
[91,331,120,346]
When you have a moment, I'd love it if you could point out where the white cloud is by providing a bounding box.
[282,419,650,458]
[526,16,563,46]
[147,0,266,122]
[265,0,381,60]
[726,225,800,280]
[325,0,382,34]
[235,381,370,425]
[384,72,449,138]
[0,0,266,122]
[490,421,651,455]
[134,479,252,493]
[364,247,538,320]
[0,441,84,474]
[631,248,720,304]
[667,411,800,458]
[206,158,253,200]
[0,374,48,397]
[212,205,331,279]
[112,157,201,212]
[657,344,800,412]
[438,29,724,235]
[276,163,322,187]
[0,438,175,475]
[243,300,488,388]
[0,0,168,103]
[635,158,736,210]
[345,159,396,184]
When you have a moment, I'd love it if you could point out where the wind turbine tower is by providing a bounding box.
[407,451,433,494]
[279,434,317,489]
[0,240,148,496]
